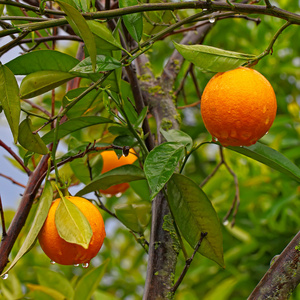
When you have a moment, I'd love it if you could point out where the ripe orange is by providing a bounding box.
[99,149,137,196]
[38,196,105,265]
[201,67,277,147]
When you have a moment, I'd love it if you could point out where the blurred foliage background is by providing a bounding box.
[1,0,300,299]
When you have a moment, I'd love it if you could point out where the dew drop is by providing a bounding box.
[265,131,269,135]
[2,274,8,280]
[203,8,208,12]
[223,220,229,226]
[115,192,122,198]
[74,264,80,267]
[209,17,215,23]
[50,260,56,265]
[82,262,89,268]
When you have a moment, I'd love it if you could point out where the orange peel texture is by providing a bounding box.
[201,67,277,147]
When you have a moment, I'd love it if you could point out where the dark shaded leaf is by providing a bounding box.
[168,173,224,267]
[227,142,300,183]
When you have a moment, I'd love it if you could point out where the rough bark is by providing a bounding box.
[248,230,300,300]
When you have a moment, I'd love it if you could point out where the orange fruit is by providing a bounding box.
[38,196,105,265]
[201,67,277,147]
[99,149,137,196]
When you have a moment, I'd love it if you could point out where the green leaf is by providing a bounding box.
[57,1,97,72]
[34,267,74,300]
[0,182,53,277]
[160,129,193,152]
[134,106,148,129]
[119,0,143,42]
[70,55,122,74]
[173,42,256,73]
[227,142,300,183]
[20,70,75,99]
[0,64,20,143]
[87,20,125,51]
[55,196,93,249]
[26,284,66,300]
[144,142,185,199]
[62,88,101,118]
[18,118,48,155]
[74,259,109,300]
[115,202,151,233]
[5,50,79,74]
[167,173,224,267]
[42,116,113,144]
[76,165,145,196]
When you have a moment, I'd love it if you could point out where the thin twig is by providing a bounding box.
[22,98,52,117]
[264,0,272,8]
[0,173,26,188]
[221,148,240,227]
[189,65,202,100]
[171,232,208,294]
[0,196,7,238]
[94,191,118,218]
[0,140,32,176]
[200,146,240,226]
[177,100,201,110]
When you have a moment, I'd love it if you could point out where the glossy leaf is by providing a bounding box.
[227,142,300,183]
[74,259,109,300]
[5,50,79,74]
[20,70,75,99]
[119,0,143,42]
[160,128,193,151]
[76,165,145,196]
[115,202,151,233]
[35,267,74,300]
[58,1,97,71]
[70,55,122,74]
[167,173,224,267]
[87,20,125,51]
[0,64,20,143]
[42,116,113,144]
[144,142,185,199]
[173,42,256,73]
[0,181,53,277]
[55,196,93,249]
[18,118,48,155]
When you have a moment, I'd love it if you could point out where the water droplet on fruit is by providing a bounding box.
[223,220,229,226]
[209,17,215,23]
[82,262,89,268]
[74,264,80,267]
[265,131,269,135]
[50,260,56,265]
[263,105,267,113]
[2,274,8,280]
[115,192,122,198]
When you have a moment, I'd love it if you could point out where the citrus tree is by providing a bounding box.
[0,0,300,299]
